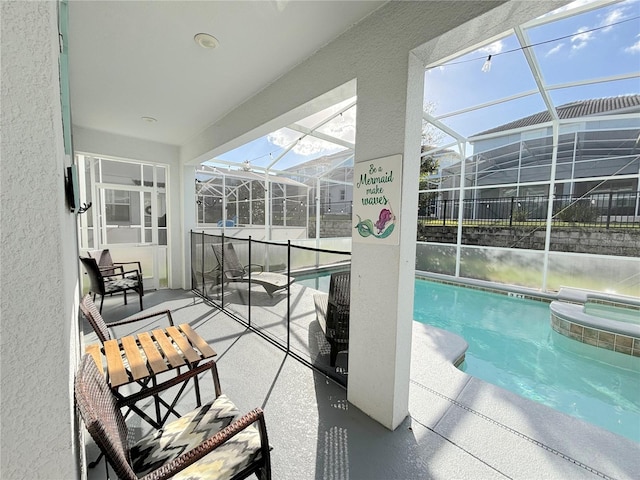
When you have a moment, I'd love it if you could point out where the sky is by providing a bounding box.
[210,0,640,172]
[426,0,640,142]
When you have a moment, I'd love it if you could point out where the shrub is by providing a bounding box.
[554,201,599,223]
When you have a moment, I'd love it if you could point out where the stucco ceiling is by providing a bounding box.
[67,1,387,147]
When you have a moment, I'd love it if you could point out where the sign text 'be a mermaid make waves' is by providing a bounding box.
[353,154,402,245]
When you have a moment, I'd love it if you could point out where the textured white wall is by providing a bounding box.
[1,2,80,478]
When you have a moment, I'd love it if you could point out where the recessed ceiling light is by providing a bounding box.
[194,33,219,49]
[141,116,157,123]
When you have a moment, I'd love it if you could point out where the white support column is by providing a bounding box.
[316,178,321,243]
[264,174,271,240]
[455,140,467,277]
[283,185,287,227]
[182,164,197,288]
[222,173,227,233]
[542,123,560,292]
[348,53,424,430]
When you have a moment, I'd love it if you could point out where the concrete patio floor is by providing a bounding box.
[80,287,639,480]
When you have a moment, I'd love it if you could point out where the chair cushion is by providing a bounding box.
[104,277,139,293]
[130,394,262,480]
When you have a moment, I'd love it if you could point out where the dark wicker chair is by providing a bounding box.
[79,294,173,344]
[75,354,272,480]
[325,271,351,366]
[80,256,143,313]
[80,294,206,440]
[88,248,141,275]
[212,242,294,297]
[88,248,144,291]
[313,271,351,367]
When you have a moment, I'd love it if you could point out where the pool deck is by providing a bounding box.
[82,287,640,480]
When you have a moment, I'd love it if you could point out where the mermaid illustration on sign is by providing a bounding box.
[355,207,395,239]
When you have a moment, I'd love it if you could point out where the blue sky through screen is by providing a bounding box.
[215,99,355,171]
[424,0,640,144]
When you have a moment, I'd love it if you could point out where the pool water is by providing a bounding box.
[297,272,342,292]
[414,279,640,443]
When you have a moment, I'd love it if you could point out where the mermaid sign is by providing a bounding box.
[353,154,402,245]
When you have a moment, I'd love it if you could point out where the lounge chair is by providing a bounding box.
[313,271,350,366]
[212,242,294,297]
[192,242,222,292]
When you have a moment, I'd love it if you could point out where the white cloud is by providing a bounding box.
[267,129,343,157]
[601,8,625,32]
[546,43,565,56]
[479,40,504,55]
[625,35,640,53]
[266,98,356,158]
[571,27,594,50]
[547,0,597,16]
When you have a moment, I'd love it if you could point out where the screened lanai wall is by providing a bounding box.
[424,107,640,221]
[417,0,640,297]
[195,165,309,239]
[196,97,356,244]
[76,154,170,290]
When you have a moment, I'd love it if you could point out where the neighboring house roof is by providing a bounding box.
[474,95,640,136]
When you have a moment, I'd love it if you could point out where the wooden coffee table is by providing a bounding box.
[86,323,217,427]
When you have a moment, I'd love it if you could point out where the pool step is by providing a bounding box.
[550,300,639,357]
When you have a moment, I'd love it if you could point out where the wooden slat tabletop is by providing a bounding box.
[104,339,129,387]
[179,323,217,358]
[85,344,104,375]
[91,325,217,390]
[120,336,148,381]
[166,326,201,363]
[152,329,186,368]
[137,332,169,375]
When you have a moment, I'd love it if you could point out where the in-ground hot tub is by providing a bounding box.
[550,292,640,356]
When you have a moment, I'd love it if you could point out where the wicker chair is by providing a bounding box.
[80,293,207,444]
[325,271,351,367]
[75,354,272,480]
[313,271,351,367]
[88,248,143,279]
[80,256,144,313]
[79,294,173,345]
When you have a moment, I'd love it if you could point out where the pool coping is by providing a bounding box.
[410,320,640,478]
[415,271,558,303]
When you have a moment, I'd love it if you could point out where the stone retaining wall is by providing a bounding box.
[309,218,353,238]
[417,226,640,256]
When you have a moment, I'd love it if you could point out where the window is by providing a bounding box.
[105,190,131,223]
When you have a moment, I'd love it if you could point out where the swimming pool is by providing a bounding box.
[413,278,640,443]
[299,272,640,442]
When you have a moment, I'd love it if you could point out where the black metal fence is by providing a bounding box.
[190,231,351,384]
[419,191,640,229]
